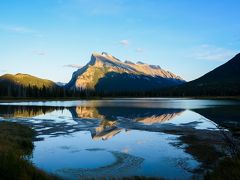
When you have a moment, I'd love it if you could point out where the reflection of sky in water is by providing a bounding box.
[166,110,218,130]
[32,130,198,179]
[34,109,75,124]
[26,109,211,178]
[0,99,239,179]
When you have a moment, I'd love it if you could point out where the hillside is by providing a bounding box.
[0,73,61,98]
[0,73,57,88]
[168,53,240,96]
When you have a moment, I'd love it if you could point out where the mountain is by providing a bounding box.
[169,53,240,96]
[66,52,185,93]
[56,82,66,87]
[0,73,57,88]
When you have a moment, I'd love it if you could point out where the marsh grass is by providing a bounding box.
[204,121,240,180]
[179,134,224,171]
[205,155,240,180]
[0,121,59,180]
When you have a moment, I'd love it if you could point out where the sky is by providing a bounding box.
[0,0,240,83]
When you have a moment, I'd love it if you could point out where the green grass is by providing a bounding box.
[0,122,59,180]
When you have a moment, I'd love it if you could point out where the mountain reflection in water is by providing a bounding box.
[0,103,239,140]
[0,99,239,179]
[0,105,186,140]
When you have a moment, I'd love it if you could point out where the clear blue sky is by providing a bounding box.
[0,0,239,82]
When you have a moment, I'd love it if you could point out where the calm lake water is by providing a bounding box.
[0,98,240,179]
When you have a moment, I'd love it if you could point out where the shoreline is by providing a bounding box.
[0,96,240,102]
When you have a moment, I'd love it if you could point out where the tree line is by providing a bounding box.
[0,83,239,99]
[0,83,92,98]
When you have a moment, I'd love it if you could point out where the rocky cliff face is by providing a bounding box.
[66,52,185,92]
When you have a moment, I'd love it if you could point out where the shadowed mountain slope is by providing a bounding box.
[167,53,240,96]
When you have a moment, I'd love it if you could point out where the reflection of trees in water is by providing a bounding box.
[2,104,239,177]
[1,105,186,140]
[0,105,65,118]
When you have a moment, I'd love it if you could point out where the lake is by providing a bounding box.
[0,98,240,179]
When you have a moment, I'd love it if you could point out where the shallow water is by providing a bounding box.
[0,98,240,179]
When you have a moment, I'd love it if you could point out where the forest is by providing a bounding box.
[0,82,240,99]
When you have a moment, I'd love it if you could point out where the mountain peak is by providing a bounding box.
[15,73,32,77]
[94,52,120,59]
[137,61,145,65]
[91,52,113,59]
[90,52,122,65]
[66,52,185,90]
[101,52,111,56]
